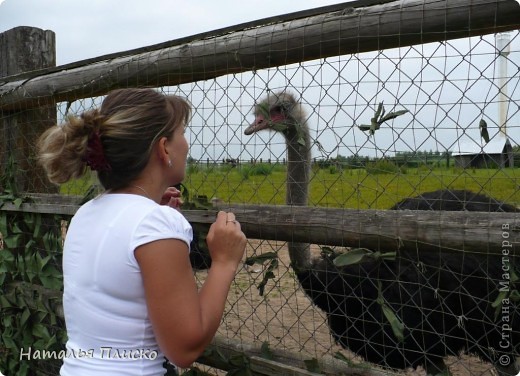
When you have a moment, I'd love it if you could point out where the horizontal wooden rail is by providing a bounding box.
[199,336,394,376]
[1,194,518,255]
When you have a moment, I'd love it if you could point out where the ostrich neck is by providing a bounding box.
[285,126,311,206]
[285,123,311,272]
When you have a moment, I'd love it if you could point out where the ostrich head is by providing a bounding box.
[245,90,312,271]
[244,91,311,205]
[244,91,309,146]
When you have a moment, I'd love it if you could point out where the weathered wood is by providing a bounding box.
[199,335,394,376]
[249,357,322,376]
[1,0,519,111]
[0,26,57,193]
[215,204,520,256]
[1,194,518,255]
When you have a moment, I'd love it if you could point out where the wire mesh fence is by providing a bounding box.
[1,1,519,375]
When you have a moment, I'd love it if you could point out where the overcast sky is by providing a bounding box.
[0,0,343,64]
[1,0,518,161]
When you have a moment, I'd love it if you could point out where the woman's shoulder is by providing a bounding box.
[141,202,191,229]
[131,199,193,250]
[73,193,156,221]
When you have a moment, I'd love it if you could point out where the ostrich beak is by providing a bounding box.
[244,114,270,135]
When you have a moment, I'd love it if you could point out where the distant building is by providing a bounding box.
[452,137,514,168]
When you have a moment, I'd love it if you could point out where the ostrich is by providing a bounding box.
[299,190,519,374]
[245,91,519,375]
[390,189,519,212]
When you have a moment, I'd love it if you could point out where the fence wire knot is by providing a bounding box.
[456,315,467,329]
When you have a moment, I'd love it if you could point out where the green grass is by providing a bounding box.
[61,165,520,210]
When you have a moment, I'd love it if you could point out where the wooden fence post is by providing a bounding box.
[0,26,57,193]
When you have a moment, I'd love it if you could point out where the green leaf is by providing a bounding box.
[0,249,15,263]
[32,215,42,239]
[304,358,321,373]
[44,334,58,349]
[39,255,52,269]
[11,222,24,234]
[377,281,405,342]
[228,353,248,368]
[509,289,520,302]
[359,102,408,135]
[2,332,17,349]
[20,308,31,327]
[23,213,35,229]
[333,351,355,365]
[258,270,276,296]
[491,290,509,308]
[24,239,36,253]
[42,231,60,252]
[245,252,277,266]
[0,295,12,308]
[4,234,22,248]
[379,109,409,123]
[215,347,229,363]
[260,342,274,360]
[333,248,374,266]
[2,315,12,328]
[381,303,405,342]
[32,323,51,339]
[373,102,384,121]
[479,118,490,143]
[13,198,23,208]
[368,121,380,135]
[357,124,372,131]
[40,273,58,288]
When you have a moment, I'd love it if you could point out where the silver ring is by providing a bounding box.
[227,220,237,224]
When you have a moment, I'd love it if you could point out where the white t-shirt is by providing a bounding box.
[60,194,193,376]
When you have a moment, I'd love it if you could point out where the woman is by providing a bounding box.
[38,88,247,376]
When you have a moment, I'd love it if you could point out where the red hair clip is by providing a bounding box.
[84,131,111,172]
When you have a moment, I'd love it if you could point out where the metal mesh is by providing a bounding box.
[0,6,518,376]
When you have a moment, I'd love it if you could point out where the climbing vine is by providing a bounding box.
[0,157,67,376]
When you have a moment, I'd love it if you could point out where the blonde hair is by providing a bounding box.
[38,88,191,190]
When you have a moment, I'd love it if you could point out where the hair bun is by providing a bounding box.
[81,109,105,133]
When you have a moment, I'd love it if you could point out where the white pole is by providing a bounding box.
[496,32,510,138]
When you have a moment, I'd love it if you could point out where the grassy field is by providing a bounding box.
[62,165,520,209]
[183,164,520,209]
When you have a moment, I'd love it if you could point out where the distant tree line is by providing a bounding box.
[315,151,452,170]
[188,146,520,171]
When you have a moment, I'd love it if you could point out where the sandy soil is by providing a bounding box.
[191,239,499,376]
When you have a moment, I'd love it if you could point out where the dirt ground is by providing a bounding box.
[191,239,500,376]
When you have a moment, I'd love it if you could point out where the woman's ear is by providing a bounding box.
[156,136,170,164]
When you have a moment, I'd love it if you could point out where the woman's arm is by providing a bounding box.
[135,211,246,368]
